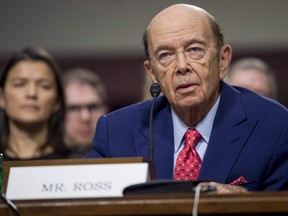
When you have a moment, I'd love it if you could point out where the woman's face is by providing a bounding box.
[0,60,59,125]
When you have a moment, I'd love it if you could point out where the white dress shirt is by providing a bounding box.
[172,96,221,168]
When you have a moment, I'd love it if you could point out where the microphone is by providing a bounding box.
[149,83,161,160]
[150,82,161,98]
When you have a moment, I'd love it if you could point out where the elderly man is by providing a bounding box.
[87,4,288,193]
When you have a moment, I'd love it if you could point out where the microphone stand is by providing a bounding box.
[149,83,161,161]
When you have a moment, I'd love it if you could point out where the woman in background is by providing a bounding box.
[0,47,71,160]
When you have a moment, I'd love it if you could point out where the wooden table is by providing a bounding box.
[1,191,288,216]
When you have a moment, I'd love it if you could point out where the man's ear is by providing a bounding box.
[219,44,232,80]
[144,60,157,83]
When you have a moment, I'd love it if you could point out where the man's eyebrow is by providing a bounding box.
[184,39,207,47]
[153,45,174,55]
[153,39,207,55]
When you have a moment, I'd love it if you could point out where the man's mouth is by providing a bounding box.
[176,83,198,93]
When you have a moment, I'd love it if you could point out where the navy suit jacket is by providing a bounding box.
[86,82,288,191]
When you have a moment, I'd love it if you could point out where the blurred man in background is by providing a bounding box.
[226,57,278,100]
[63,68,108,158]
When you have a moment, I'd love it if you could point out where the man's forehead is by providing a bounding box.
[148,15,212,51]
[148,6,211,43]
[149,4,208,29]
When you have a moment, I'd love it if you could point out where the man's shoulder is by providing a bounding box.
[236,86,286,110]
[226,84,288,118]
[106,96,169,120]
[109,99,151,117]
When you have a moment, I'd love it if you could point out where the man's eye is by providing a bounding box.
[87,104,102,111]
[158,52,173,60]
[67,105,80,112]
[187,47,203,54]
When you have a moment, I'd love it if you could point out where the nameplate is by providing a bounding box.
[6,163,149,200]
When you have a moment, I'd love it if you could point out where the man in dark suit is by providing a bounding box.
[86,4,288,193]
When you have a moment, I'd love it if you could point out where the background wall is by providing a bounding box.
[1,0,288,110]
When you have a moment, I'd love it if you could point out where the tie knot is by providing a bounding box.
[184,128,201,148]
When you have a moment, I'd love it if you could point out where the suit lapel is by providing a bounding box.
[133,97,174,179]
[199,83,258,183]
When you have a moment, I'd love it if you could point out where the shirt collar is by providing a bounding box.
[172,95,221,152]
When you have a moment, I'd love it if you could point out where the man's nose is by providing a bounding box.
[79,107,91,120]
[175,52,190,75]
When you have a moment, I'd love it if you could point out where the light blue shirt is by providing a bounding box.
[172,96,221,168]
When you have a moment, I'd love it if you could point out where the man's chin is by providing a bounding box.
[74,139,93,148]
[175,97,202,109]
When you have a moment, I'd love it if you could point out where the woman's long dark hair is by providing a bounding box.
[0,47,70,158]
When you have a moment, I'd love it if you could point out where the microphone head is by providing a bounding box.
[150,83,161,97]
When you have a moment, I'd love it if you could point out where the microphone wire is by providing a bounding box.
[192,184,202,216]
[192,184,216,216]
[1,192,21,216]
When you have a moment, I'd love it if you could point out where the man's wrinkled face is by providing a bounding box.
[144,7,229,113]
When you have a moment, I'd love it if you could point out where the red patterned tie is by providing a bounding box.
[174,128,202,181]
